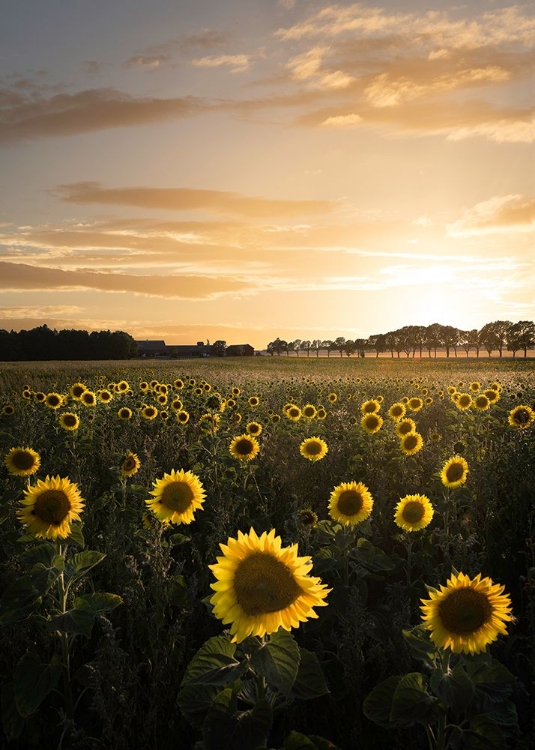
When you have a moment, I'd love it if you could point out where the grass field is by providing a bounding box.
[0,358,534,749]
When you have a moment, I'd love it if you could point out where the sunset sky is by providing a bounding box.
[1,0,534,349]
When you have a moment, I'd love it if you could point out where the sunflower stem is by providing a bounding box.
[406,534,414,586]
[56,541,74,723]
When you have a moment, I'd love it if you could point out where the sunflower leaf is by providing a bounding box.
[390,672,443,726]
[69,550,106,574]
[283,731,341,750]
[429,665,474,713]
[64,524,85,548]
[74,593,123,613]
[0,576,44,626]
[202,692,272,750]
[49,605,95,638]
[12,652,62,717]
[292,648,329,699]
[250,629,300,696]
[463,715,507,750]
[1,683,25,740]
[19,543,56,567]
[352,538,395,572]
[402,626,437,663]
[180,636,243,687]
[363,675,402,726]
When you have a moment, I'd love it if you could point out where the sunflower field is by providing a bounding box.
[0,357,533,750]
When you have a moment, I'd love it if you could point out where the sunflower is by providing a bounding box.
[174,378,184,390]
[118,407,133,420]
[508,405,535,429]
[157,394,168,405]
[248,396,260,407]
[484,389,500,403]
[17,475,84,539]
[286,405,302,422]
[231,387,241,397]
[361,399,380,415]
[420,571,513,654]
[146,469,206,524]
[447,386,457,396]
[5,447,41,477]
[34,392,46,403]
[302,404,317,420]
[408,397,424,412]
[229,434,260,462]
[177,410,190,424]
[388,402,406,421]
[394,494,434,531]
[199,413,220,434]
[440,456,469,488]
[456,393,473,410]
[98,389,113,403]
[209,527,330,643]
[80,390,97,407]
[300,437,328,462]
[316,407,327,420]
[328,393,337,403]
[45,392,63,410]
[395,418,416,438]
[59,412,80,431]
[469,381,481,393]
[400,432,424,455]
[246,421,263,437]
[141,405,158,420]
[473,394,490,411]
[270,413,281,423]
[117,380,129,392]
[70,382,87,400]
[328,481,373,525]
[299,509,318,527]
[121,452,140,477]
[139,381,149,392]
[361,413,383,435]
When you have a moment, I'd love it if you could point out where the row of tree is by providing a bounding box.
[266,320,535,359]
[0,325,138,361]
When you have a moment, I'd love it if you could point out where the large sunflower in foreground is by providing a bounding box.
[328,481,373,525]
[146,469,206,525]
[300,437,328,462]
[420,571,513,654]
[209,527,330,643]
[17,475,84,539]
[5,447,41,477]
[440,456,469,489]
[394,494,434,531]
[229,434,260,462]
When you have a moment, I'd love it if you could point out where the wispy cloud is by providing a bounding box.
[52,182,338,218]
[192,54,251,73]
[122,55,170,70]
[448,195,535,235]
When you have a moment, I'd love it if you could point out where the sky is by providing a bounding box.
[0,0,534,350]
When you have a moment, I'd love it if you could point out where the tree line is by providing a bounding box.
[0,325,138,361]
[266,320,535,358]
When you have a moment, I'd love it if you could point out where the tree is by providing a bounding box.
[442,326,460,358]
[425,324,442,358]
[300,340,311,357]
[211,340,227,357]
[322,340,334,357]
[343,339,357,357]
[507,321,535,358]
[334,337,346,357]
[311,339,323,357]
[479,321,512,358]
[368,333,386,358]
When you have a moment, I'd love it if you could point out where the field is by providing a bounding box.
[0,357,534,750]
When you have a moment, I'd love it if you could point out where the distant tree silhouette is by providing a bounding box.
[0,326,137,361]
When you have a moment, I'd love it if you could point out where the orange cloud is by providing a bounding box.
[53,182,337,218]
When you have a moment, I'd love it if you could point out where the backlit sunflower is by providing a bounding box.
[229,434,260,462]
[484,389,500,403]
[209,527,330,643]
[70,383,87,400]
[146,469,206,524]
[199,413,220,434]
[328,393,337,403]
[248,396,260,407]
[300,437,328,462]
[361,413,383,434]
[246,421,263,437]
[388,402,406,421]
[299,509,318,527]
[508,405,535,429]
[5,447,41,477]
[80,390,97,407]
[456,393,473,410]
[328,481,373,525]
[174,378,184,390]
[45,392,63,410]
[177,410,190,424]
[394,494,434,531]
[400,432,424,455]
[395,418,416,438]
[17,475,84,539]
[121,452,140,477]
[59,412,80,431]
[270,413,281,423]
[473,394,490,411]
[286,405,302,422]
[118,407,133,420]
[469,381,481,393]
[98,389,113,403]
[3,404,16,416]
[441,456,469,488]
[316,407,327,420]
[361,399,380,415]
[141,405,158,420]
[420,571,513,654]
[408,397,424,412]
[302,404,317,420]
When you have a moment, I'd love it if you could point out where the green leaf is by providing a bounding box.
[402,626,437,663]
[64,523,85,548]
[250,629,300,696]
[363,675,401,727]
[352,538,394,572]
[430,664,474,713]
[13,652,62,717]
[170,533,192,546]
[203,693,272,750]
[168,576,189,606]
[484,700,518,727]
[390,672,441,726]
[74,593,123,613]
[464,715,507,750]
[283,731,340,750]
[50,604,95,638]
[177,683,223,728]
[69,550,106,573]
[1,683,25,740]
[292,648,329,700]
[469,660,516,702]
[312,547,338,574]
[20,543,56,567]
[0,576,43,625]
[180,636,242,687]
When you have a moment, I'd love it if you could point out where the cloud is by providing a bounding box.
[321,113,362,127]
[123,55,170,70]
[0,261,251,299]
[448,195,535,235]
[192,54,250,73]
[52,182,338,218]
[0,88,208,144]
[82,61,103,75]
